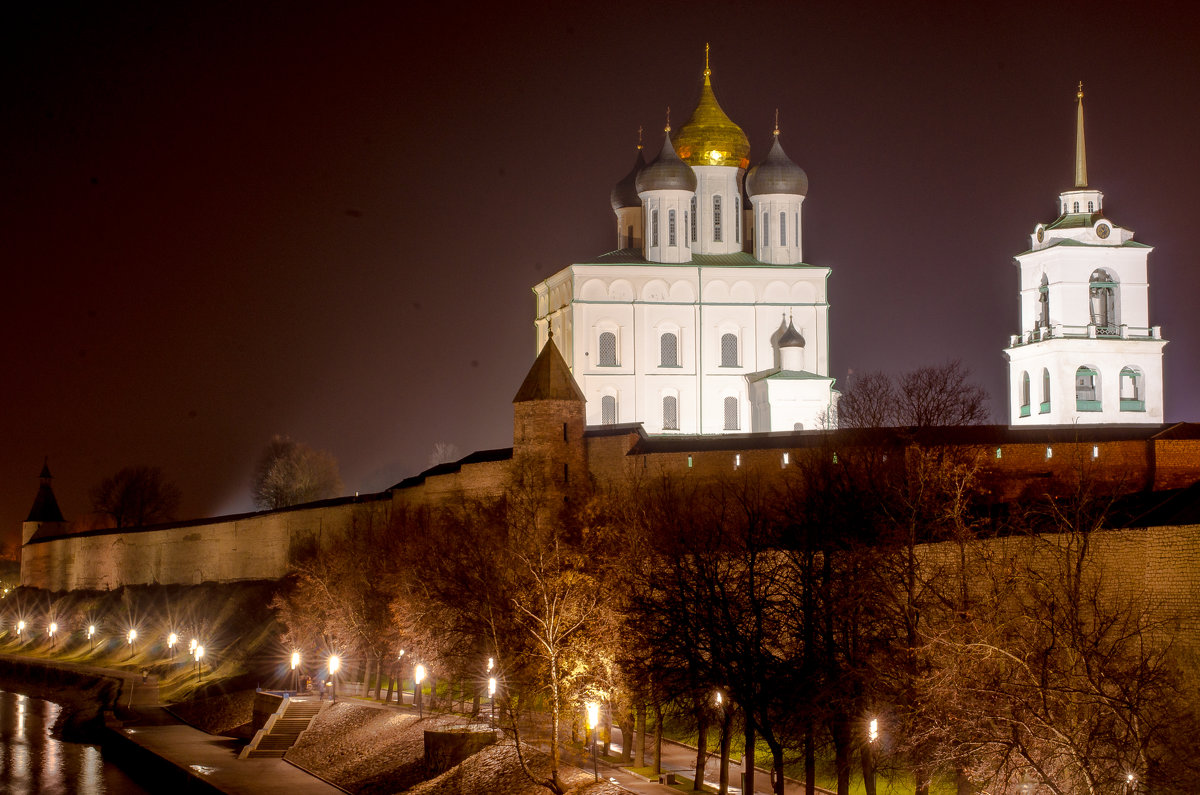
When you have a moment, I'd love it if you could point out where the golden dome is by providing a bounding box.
[672,71,751,170]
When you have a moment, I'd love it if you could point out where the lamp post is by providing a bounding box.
[48,622,57,650]
[167,632,178,658]
[17,620,24,638]
[87,624,95,650]
[488,676,497,728]
[128,628,137,660]
[866,717,879,795]
[329,655,340,701]
[396,649,405,705]
[195,645,205,682]
[586,701,600,782]
[291,651,301,692]
[414,664,426,718]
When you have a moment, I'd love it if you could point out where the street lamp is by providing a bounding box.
[866,717,879,794]
[16,620,24,637]
[586,701,600,782]
[329,655,340,701]
[195,645,205,681]
[488,676,497,728]
[128,628,137,660]
[167,632,178,657]
[291,651,301,692]
[414,663,426,718]
[87,625,95,649]
[48,622,57,650]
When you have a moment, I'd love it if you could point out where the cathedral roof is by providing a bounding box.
[610,147,646,211]
[636,130,697,194]
[746,133,808,197]
[586,250,823,268]
[672,65,750,169]
[513,336,586,403]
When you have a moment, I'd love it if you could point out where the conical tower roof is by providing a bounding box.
[672,48,750,169]
[26,461,65,523]
[513,335,585,403]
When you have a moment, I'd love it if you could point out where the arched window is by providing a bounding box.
[780,211,787,246]
[794,212,798,246]
[662,395,679,430]
[660,332,679,367]
[690,196,697,242]
[1073,201,1080,212]
[668,209,677,246]
[720,333,738,367]
[1041,368,1051,413]
[1120,367,1145,411]
[723,396,739,430]
[683,213,689,248]
[601,395,617,425]
[761,212,769,247]
[1089,269,1117,332]
[598,332,618,367]
[734,196,740,242]
[651,209,659,247]
[713,195,723,242]
[1088,201,1094,212]
[1019,372,1031,417]
[1038,275,1050,328]
[1075,366,1100,411]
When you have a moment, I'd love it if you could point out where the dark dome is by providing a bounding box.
[636,132,697,194]
[779,319,805,348]
[746,134,808,198]
[610,148,646,211]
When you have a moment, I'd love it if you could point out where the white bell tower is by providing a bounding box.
[1004,85,1166,426]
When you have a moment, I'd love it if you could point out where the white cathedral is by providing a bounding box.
[533,54,838,434]
[533,55,1165,435]
[1004,85,1166,426]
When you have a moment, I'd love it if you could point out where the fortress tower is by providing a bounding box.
[1004,86,1166,426]
[534,48,837,434]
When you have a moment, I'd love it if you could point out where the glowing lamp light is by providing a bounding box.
[17,620,25,636]
[715,690,723,705]
[398,649,405,660]
[487,656,494,672]
[87,625,95,639]
[329,655,340,675]
[168,632,178,649]
[195,645,205,661]
[291,651,301,670]
[189,637,198,654]
[585,701,599,731]
[128,629,137,644]
[414,663,426,684]
[868,718,879,743]
[48,622,57,637]
[488,676,497,697]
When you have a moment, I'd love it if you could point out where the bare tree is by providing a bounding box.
[252,435,342,510]
[428,441,461,467]
[838,361,990,429]
[90,465,181,528]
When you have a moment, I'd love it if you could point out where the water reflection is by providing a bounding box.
[0,690,149,794]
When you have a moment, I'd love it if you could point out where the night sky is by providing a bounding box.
[6,1,1199,552]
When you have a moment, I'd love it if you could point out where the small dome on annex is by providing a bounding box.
[609,145,646,211]
[746,131,809,197]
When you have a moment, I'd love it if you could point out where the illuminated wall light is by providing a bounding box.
[734,454,741,468]
[1092,445,1099,458]
[781,452,790,467]
[995,447,1002,459]
[1046,446,1053,459]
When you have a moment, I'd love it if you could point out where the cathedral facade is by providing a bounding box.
[532,54,838,435]
[1004,86,1167,426]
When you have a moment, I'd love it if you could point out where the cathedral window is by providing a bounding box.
[1073,201,1080,213]
[651,209,659,247]
[1088,201,1094,212]
[794,212,798,246]
[601,395,617,425]
[780,211,787,246]
[668,209,677,246]
[1019,372,1031,417]
[1120,366,1145,411]
[720,333,738,367]
[734,196,740,242]
[662,395,679,430]
[1089,269,1117,333]
[713,195,722,242]
[684,213,689,248]
[690,196,697,242]
[660,332,679,367]
[761,212,769,248]
[724,397,739,430]
[598,332,618,367]
[1075,366,1101,411]
[1041,368,1051,413]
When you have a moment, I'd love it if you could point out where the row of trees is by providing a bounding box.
[269,366,1198,795]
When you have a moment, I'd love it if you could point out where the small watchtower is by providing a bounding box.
[23,461,66,546]
[512,335,587,492]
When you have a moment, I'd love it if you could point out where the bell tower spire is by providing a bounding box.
[1074,82,1087,188]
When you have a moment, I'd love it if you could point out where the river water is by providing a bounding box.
[0,689,151,794]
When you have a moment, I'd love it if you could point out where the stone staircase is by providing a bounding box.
[240,697,325,759]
